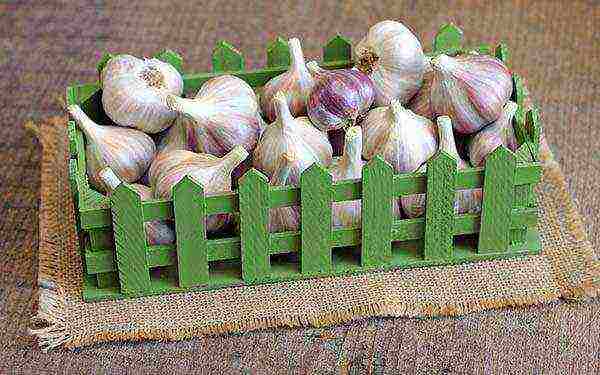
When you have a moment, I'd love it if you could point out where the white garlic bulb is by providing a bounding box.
[469,101,519,167]
[362,100,437,174]
[253,92,333,185]
[355,20,426,106]
[101,54,183,133]
[165,75,264,158]
[407,56,434,120]
[67,104,156,193]
[260,38,315,122]
[329,127,363,228]
[269,153,301,232]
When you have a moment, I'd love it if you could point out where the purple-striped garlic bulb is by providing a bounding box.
[101,54,183,133]
[148,146,249,233]
[253,92,333,184]
[407,56,434,120]
[98,167,175,246]
[401,116,483,218]
[165,75,264,157]
[269,153,301,232]
[469,101,519,167]
[430,53,512,134]
[329,127,363,228]
[355,20,426,106]
[362,100,437,174]
[306,61,375,132]
[260,38,315,122]
[67,105,156,193]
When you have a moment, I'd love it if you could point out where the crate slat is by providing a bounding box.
[323,34,352,62]
[212,40,244,72]
[266,37,290,67]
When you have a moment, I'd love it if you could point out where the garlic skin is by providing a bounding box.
[253,92,333,185]
[97,167,175,246]
[407,56,434,120]
[306,61,375,132]
[329,127,363,228]
[362,100,437,174]
[155,115,193,157]
[101,54,183,133]
[165,75,264,157]
[401,116,483,218]
[430,53,512,134]
[260,38,315,122]
[355,20,426,106]
[269,153,301,232]
[67,105,156,193]
[148,146,249,233]
[469,101,519,167]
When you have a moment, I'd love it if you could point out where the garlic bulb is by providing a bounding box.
[407,56,434,120]
[253,92,333,184]
[148,146,248,232]
[329,127,363,228]
[269,153,301,232]
[306,61,375,132]
[469,101,519,167]
[362,100,437,174]
[97,167,175,246]
[260,38,315,122]
[430,53,512,134]
[155,115,192,157]
[165,75,264,157]
[67,104,156,193]
[401,116,483,218]
[355,20,426,106]
[101,54,183,133]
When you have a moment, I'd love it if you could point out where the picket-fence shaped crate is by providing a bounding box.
[66,24,543,301]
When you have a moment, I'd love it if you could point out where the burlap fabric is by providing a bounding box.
[2,0,600,371]
[26,116,599,350]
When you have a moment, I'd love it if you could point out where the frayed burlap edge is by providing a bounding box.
[27,118,598,351]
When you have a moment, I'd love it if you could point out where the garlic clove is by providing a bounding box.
[362,100,437,174]
[165,75,264,157]
[260,38,315,122]
[330,126,364,228]
[407,56,435,120]
[355,20,426,106]
[430,53,512,134]
[268,153,301,232]
[468,101,519,167]
[306,61,375,132]
[101,54,183,134]
[149,146,248,233]
[97,167,175,246]
[67,104,156,193]
[254,91,333,185]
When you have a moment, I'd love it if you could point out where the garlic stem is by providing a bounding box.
[437,116,460,158]
[97,167,123,192]
[165,94,211,122]
[273,92,294,125]
[340,126,363,174]
[431,54,459,73]
[271,153,294,185]
[306,61,325,76]
[219,145,249,174]
[67,104,101,139]
[288,38,307,71]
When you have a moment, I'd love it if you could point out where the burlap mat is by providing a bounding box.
[27,116,599,351]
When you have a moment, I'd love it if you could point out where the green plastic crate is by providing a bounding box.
[66,24,544,302]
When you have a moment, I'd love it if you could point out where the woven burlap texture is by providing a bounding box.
[29,117,599,351]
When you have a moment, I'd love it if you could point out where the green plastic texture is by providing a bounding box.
[65,29,544,302]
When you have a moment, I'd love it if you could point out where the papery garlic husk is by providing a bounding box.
[101,54,183,133]
[469,101,519,167]
[254,92,333,184]
[98,167,175,246]
[260,38,315,122]
[430,53,512,134]
[362,100,437,174]
[269,153,301,232]
[401,116,483,218]
[306,61,375,132]
[165,75,265,157]
[355,20,426,106]
[407,56,434,120]
[149,146,249,233]
[329,127,363,228]
[67,104,156,193]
